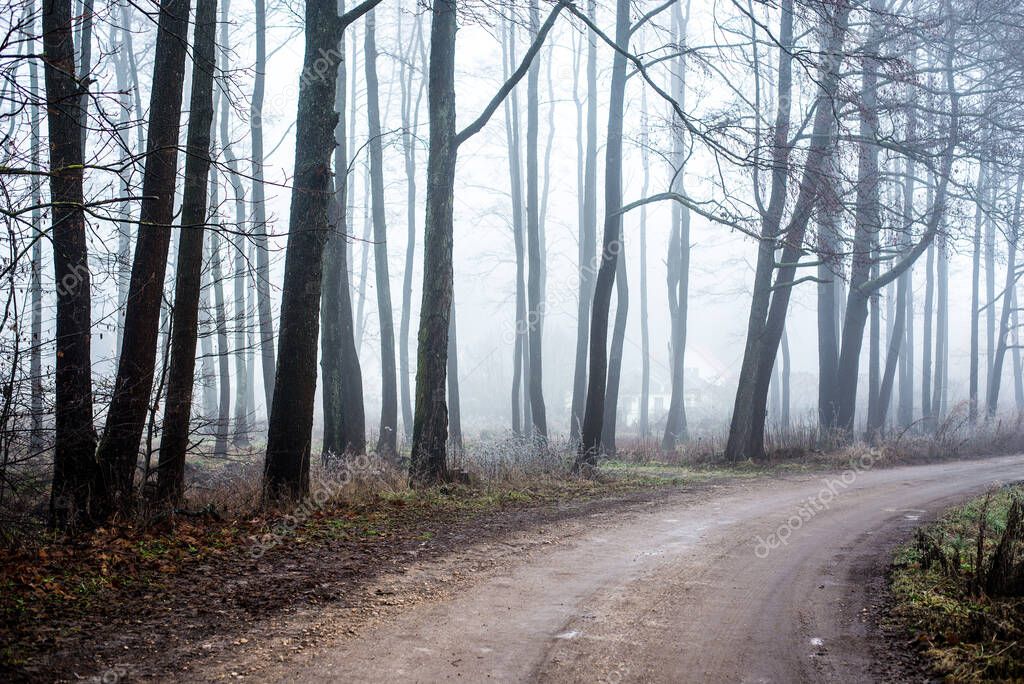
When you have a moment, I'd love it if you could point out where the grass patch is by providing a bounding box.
[890,486,1024,681]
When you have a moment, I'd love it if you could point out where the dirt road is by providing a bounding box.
[224,455,1024,683]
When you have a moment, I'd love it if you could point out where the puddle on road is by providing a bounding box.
[555,630,581,640]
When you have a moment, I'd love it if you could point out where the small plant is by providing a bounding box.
[891,486,1024,680]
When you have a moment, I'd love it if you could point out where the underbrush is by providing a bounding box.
[890,486,1024,681]
[0,444,689,669]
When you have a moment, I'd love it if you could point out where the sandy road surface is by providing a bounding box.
[236,456,1024,683]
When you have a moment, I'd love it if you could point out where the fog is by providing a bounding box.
[4,0,1024,510]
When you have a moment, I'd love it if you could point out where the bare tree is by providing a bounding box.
[263,0,383,499]
[409,0,566,483]
[156,0,218,503]
[42,0,99,527]
[93,0,191,518]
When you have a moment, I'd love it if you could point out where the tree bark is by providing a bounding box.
[987,175,997,400]
[638,90,650,439]
[447,302,463,452]
[251,0,276,415]
[156,0,218,503]
[409,0,457,484]
[28,12,44,452]
[321,0,366,459]
[525,0,547,440]
[987,168,1024,417]
[970,161,987,423]
[922,239,934,423]
[398,11,425,441]
[867,244,908,438]
[576,0,629,468]
[658,0,695,454]
[726,0,820,463]
[932,235,948,420]
[364,8,399,457]
[832,2,882,435]
[601,239,628,455]
[817,151,842,434]
[210,234,232,457]
[93,0,191,518]
[830,10,957,436]
[263,0,381,499]
[569,0,598,444]
[503,13,529,436]
[410,0,564,482]
[43,0,99,527]
[217,0,251,448]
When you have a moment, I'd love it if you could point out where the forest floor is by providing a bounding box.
[2,453,1021,682]
[887,485,1024,680]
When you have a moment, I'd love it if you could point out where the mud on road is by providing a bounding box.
[204,455,1024,683]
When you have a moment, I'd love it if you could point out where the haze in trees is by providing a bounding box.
[0,0,1016,521]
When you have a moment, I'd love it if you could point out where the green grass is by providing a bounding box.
[890,486,1024,681]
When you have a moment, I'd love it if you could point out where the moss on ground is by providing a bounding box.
[890,486,1024,681]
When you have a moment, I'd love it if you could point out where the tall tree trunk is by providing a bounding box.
[867,260,881,430]
[93,0,191,518]
[660,0,692,452]
[1012,288,1024,412]
[321,0,366,458]
[576,0,629,467]
[410,0,458,484]
[780,326,791,432]
[43,0,99,527]
[987,169,1024,417]
[217,0,251,448]
[970,161,987,423]
[199,269,218,420]
[638,91,650,439]
[263,0,381,499]
[398,11,425,441]
[932,235,948,420]
[868,238,908,438]
[28,13,44,452]
[75,0,93,152]
[156,0,218,503]
[899,269,915,427]
[987,176,997,400]
[525,0,547,440]
[209,121,231,458]
[727,0,831,463]
[364,9,399,457]
[447,302,463,451]
[113,2,135,359]
[210,235,231,457]
[817,152,842,433]
[251,0,276,415]
[569,0,598,444]
[898,140,918,428]
[601,239,628,455]
[410,0,562,481]
[502,13,528,435]
[355,161,371,349]
[832,2,882,435]
[922,240,934,423]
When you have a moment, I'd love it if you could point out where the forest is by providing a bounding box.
[5,0,1021,521]
[4,0,1024,678]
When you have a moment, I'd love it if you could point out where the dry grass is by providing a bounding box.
[890,486,1024,681]
[6,410,1024,544]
